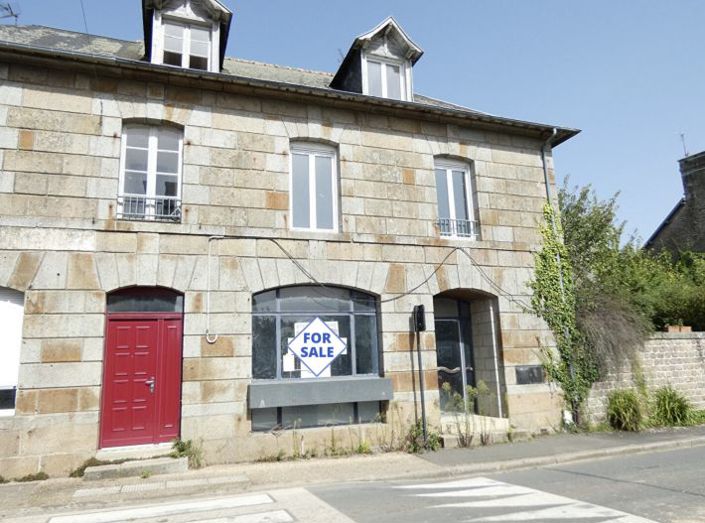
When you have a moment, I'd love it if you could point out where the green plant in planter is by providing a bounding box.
[652,386,692,426]
[606,389,642,431]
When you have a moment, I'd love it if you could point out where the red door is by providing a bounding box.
[100,313,182,448]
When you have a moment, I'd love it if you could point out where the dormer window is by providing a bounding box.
[163,19,211,70]
[330,17,423,102]
[365,58,405,100]
[143,0,232,74]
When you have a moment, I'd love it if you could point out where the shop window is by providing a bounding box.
[0,287,23,416]
[290,142,338,232]
[251,285,382,431]
[118,124,183,222]
[434,158,479,239]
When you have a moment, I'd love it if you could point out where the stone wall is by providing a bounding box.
[587,333,705,422]
[0,56,561,476]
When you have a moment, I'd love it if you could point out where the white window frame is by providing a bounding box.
[118,125,183,221]
[0,287,24,417]
[151,9,220,73]
[361,55,409,101]
[434,158,477,239]
[289,142,339,233]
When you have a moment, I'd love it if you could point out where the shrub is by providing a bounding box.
[405,420,441,453]
[607,389,642,431]
[652,386,692,426]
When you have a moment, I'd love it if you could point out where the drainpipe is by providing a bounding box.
[540,129,578,425]
[205,235,225,344]
[489,299,504,418]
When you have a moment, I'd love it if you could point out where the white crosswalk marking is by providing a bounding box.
[397,477,657,523]
[48,494,274,523]
[194,510,294,523]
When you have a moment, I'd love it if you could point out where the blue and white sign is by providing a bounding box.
[286,317,347,378]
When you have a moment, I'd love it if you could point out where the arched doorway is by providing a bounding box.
[434,290,505,418]
[100,287,184,448]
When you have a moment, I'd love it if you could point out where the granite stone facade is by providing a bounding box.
[0,19,574,476]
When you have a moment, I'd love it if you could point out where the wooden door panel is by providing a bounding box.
[101,314,183,448]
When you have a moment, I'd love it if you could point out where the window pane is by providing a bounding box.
[282,403,354,429]
[279,286,350,314]
[355,315,378,374]
[315,156,334,230]
[367,61,382,97]
[452,170,469,221]
[157,151,179,174]
[126,127,149,148]
[325,315,351,376]
[164,36,183,53]
[190,26,210,43]
[124,172,147,194]
[253,290,277,313]
[251,408,278,431]
[0,388,16,410]
[189,55,208,70]
[156,175,178,197]
[163,51,182,66]
[164,22,183,38]
[125,148,148,172]
[107,288,183,313]
[352,292,376,313]
[292,153,310,228]
[435,169,450,219]
[358,401,381,423]
[280,315,312,379]
[386,64,401,100]
[190,40,210,57]
[158,129,180,151]
[252,316,277,379]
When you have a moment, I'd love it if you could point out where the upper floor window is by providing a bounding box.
[118,125,183,223]
[0,287,23,416]
[434,159,478,239]
[162,20,211,71]
[290,142,338,232]
[365,58,405,100]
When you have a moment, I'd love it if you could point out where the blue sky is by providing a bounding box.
[7,1,705,241]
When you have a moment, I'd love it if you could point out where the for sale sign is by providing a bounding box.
[286,317,347,378]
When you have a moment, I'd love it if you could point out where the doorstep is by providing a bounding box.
[95,442,173,461]
[83,456,188,481]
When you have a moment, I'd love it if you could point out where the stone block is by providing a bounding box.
[200,336,235,357]
[40,339,82,363]
[0,457,40,479]
[6,251,42,291]
[66,253,100,290]
[36,388,79,414]
[83,457,188,481]
[19,362,102,388]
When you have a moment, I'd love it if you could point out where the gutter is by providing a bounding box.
[0,40,580,147]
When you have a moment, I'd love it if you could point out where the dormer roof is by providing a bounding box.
[352,17,423,64]
[141,0,232,69]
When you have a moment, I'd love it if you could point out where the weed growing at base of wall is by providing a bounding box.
[651,386,692,426]
[606,389,643,431]
[171,438,204,469]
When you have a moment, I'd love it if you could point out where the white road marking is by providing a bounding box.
[193,510,294,523]
[48,494,274,523]
[398,476,658,523]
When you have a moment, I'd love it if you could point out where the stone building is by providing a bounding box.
[645,150,705,253]
[0,1,579,476]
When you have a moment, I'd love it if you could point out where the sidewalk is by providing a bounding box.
[3,425,705,520]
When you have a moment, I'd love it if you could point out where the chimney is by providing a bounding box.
[679,150,705,202]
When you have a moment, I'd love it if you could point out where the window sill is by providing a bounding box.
[0,409,15,417]
[249,376,393,409]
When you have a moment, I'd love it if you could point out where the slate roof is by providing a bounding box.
[0,24,576,143]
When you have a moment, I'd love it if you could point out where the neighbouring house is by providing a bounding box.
[0,0,579,476]
[645,150,705,253]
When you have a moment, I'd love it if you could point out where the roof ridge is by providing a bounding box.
[3,24,142,44]
[227,56,334,78]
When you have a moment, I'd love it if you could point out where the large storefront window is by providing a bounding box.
[251,285,384,431]
[252,286,379,380]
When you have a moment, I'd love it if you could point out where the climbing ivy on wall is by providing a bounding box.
[530,203,598,424]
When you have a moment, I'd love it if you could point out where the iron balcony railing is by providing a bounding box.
[117,195,182,222]
[437,218,479,239]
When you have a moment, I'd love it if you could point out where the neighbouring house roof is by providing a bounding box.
[0,24,579,146]
[644,198,686,248]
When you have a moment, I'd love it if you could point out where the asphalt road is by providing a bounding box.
[311,446,705,523]
[8,445,705,523]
